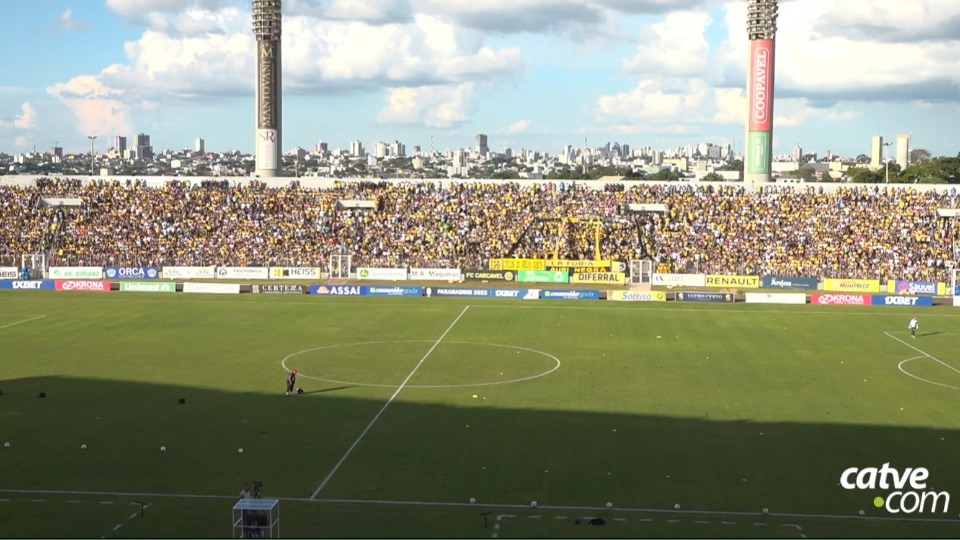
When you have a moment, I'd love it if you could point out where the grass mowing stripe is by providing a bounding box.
[309,305,472,499]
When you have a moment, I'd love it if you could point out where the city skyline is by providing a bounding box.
[0,0,958,158]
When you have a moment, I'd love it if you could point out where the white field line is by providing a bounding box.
[308,305,471,499]
[3,489,960,525]
[0,315,45,331]
[14,293,960,317]
[884,331,960,376]
[898,356,960,391]
[102,502,150,539]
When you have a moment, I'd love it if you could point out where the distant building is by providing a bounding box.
[374,141,389,159]
[792,144,803,163]
[475,133,488,157]
[391,140,406,158]
[349,140,364,157]
[896,134,910,170]
[315,140,328,155]
[195,137,205,154]
[136,133,153,160]
[114,136,127,155]
[870,136,883,169]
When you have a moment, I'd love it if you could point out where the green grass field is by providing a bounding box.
[2,291,960,538]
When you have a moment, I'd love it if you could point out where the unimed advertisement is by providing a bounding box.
[120,282,176,293]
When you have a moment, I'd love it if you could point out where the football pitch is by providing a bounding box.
[2,291,960,538]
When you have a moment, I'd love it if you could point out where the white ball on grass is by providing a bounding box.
[858,510,865,516]
[80,444,87,450]
[674,504,680,510]
[762,508,769,514]
[606,502,613,508]
[469,497,476,504]
[3,442,9,448]
[531,501,538,507]
[237,448,244,454]
[160,446,167,452]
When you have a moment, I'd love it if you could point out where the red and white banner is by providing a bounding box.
[747,39,775,132]
[810,293,870,306]
[55,280,111,292]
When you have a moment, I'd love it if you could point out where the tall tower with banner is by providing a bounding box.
[253,0,282,177]
[744,0,778,183]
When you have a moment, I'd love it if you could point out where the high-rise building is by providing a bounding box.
[253,0,282,177]
[475,133,489,156]
[792,144,802,162]
[871,136,884,169]
[114,136,127,155]
[349,140,364,157]
[315,140,328,155]
[896,134,911,170]
[744,0,778,183]
[391,140,406,157]
[195,137,205,154]
[135,133,153,160]
[374,142,389,158]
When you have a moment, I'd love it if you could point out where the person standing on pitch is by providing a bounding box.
[909,317,919,338]
[286,369,297,396]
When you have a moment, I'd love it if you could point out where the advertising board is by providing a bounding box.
[409,268,462,281]
[675,291,735,303]
[653,274,706,287]
[55,280,111,292]
[871,296,934,307]
[571,273,626,285]
[311,285,363,296]
[269,267,321,280]
[518,270,569,284]
[607,291,667,302]
[744,292,806,305]
[0,267,18,280]
[105,267,160,280]
[823,279,881,293]
[119,282,176,293]
[216,267,269,280]
[888,280,943,296]
[540,290,601,301]
[364,286,424,297]
[810,293,871,306]
[488,258,546,271]
[253,284,307,295]
[462,270,516,282]
[357,268,408,281]
[761,276,819,290]
[0,280,56,291]
[183,282,240,294]
[705,275,760,288]
[161,266,217,280]
[48,267,103,280]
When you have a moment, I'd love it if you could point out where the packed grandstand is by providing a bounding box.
[1,177,959,283]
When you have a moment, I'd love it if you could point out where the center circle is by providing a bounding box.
[281,340,561,389]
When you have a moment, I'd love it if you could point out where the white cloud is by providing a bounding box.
[623,11,712,77]
[58,9,91,32]
[46,76,133,137]
[597,78,709,123]
[503,120,531,135]
[0,102,37,130]
[287,0,414,24]
[106,0,234,19]
[376,83,476,127]
[14,135,29,147]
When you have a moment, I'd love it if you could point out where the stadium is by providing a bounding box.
[3,176,960,539]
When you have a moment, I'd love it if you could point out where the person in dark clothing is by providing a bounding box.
[286,370,297,396]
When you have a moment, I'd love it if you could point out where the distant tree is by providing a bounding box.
[855,154,871,164]
[820,170,835,183]
[846,167,884,183]
[702,172,724,182]
[648,169,681,181]
[718,159,743,172]
[796,166,816,181]
[909,148,932,165]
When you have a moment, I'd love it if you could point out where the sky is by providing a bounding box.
[0,0,958,158]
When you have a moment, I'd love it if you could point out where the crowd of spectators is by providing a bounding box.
[3,178,960,283]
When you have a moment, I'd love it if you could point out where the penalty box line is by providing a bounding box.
[308,305,472,499]
[883,331,960,376]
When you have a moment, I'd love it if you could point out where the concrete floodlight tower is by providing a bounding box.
[253,0,282,177]
[744,0,778,183]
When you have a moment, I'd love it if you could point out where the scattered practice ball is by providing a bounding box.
[674,504,681,510]
[858,510,865,516]
[3,442,9,448]
[469,497,476,504]
[80,444,87,450]
[531,501,538,507]
[606,502,613,508]
[237,448,244,454]
[762,508,769,514]
[160,446,167,452]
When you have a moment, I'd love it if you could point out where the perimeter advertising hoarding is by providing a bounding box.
[607,291,666,302]
[822,279,882,293]
[761,276,819,290]
[675,291,735,303]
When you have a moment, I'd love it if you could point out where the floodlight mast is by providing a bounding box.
[253,0,282,178]
[744,0,778,183]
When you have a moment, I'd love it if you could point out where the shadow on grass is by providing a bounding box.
[0,375,958,539]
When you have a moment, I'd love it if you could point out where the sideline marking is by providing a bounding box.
[282,340,561,389]
[0,314,46,331]
[309,306,471,499]
[0,489,957,525]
